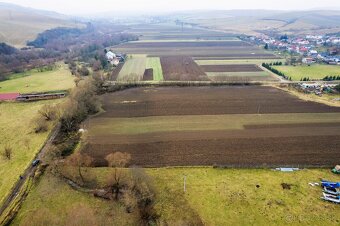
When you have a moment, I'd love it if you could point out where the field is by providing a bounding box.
[149,168,340,225]
[195,59,286,65]
[117,55,146,82]
[0,64,75,93]
[201,64,263,72]
[84,86,340,167]
[160,56,209,81]
[272,65,340,81]
[145,57,164,81]
[114,40,277,58]
[12,166,340,225]
[111,23,281,82]
[0,101,58,205]
[11,172,137,226]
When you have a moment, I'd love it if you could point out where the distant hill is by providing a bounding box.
[0,2,82,47]
[170,10,340,36]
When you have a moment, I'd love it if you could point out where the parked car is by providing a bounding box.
[32,159,40,167]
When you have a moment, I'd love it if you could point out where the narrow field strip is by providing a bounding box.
[117,56,146,82]
[88,113,340,135]
[146,57,164,81]
[206,71,270,77]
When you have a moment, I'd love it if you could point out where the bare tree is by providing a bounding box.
[105,152,131,200]
[38,104,58,121]
[32,116,48,133]
[67,152,93,185]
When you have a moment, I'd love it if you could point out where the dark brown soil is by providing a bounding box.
[99,86,340,118]
[160,56,209,81]
[85,86,340,167]
[117,41,252,48]
[202,64,263,72]
[110,64,124,81]
[143,68,154,81]
[86,134,340,167]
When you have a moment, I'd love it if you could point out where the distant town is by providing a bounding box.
[245,34,340,65]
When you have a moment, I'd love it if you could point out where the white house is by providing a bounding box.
[105,51,116,61]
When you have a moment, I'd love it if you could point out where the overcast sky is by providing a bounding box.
[2,0,340,14]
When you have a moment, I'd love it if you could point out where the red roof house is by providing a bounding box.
[0,93,20,101]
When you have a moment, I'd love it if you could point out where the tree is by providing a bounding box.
[38,104,58,121]
[264,43,269,50]
[105,152,131,200]
[32,116,48,133]
[67,152,93,185]
[2,146,12,160]
[78,65,90,76]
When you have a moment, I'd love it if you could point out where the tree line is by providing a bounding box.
[262,63,292,80]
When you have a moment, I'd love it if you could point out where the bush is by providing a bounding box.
[33,116,48,133]
[2,146,12,160]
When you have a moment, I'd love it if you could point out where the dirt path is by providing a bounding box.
[0,123,61,217]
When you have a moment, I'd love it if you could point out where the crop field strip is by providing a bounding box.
[113,40,277,58]
[85,86,340,167]
[116,56,146,82]
[160,56,209,81]
[145,57,164,81]
[201,64,263,72]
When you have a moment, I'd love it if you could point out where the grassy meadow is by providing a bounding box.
[146,57,164,81]
[272,65,340,81]
[12,167,340,225]
[148,168,340,226]
[11,172,137,226]
[0,101,59,205]
[0,64,75,93]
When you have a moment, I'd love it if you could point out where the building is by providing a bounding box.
[302,58,315,64]
[0,93,20,101]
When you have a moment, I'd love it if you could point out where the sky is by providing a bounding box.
[2,0,340,14]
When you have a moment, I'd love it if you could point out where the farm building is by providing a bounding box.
[16,93,66,101]
[0,93,20,101]
[302,58,315,64]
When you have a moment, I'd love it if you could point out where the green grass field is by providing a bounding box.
[272,65,340,81]
[196,59,286,65]
[0,101,58,205]
[11,172,137,226]
[88,113,340,135]
[12,167,340,225]
[0,64,75,93]
[117,55,146,82]
[148,168,340,226]
[146,57,164,81]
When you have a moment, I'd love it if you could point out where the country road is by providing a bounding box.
[0,123,61,217]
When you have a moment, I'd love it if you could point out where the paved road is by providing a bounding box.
[0,124,60,217]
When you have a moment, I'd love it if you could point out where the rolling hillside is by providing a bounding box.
[171,10,340,36]
[0,2,81,47]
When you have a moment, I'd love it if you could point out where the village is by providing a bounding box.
[245,34,340,65]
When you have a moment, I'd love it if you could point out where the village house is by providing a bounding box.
[302,57,315,64]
